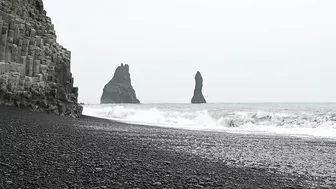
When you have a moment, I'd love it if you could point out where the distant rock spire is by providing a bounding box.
[100,64,140,104]
[191,71,206,104]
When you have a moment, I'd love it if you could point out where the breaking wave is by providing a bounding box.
[83,104,336,138]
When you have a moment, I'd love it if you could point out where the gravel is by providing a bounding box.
[0,106,330,188]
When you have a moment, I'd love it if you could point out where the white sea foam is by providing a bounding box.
[83,103,336,138]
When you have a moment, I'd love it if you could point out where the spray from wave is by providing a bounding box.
[83,104,336,138]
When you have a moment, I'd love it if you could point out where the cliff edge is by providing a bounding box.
[191,71,206,104]
[101,64,140,104]
[0,0,82,117]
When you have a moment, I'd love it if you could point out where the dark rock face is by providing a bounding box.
[101,64,140,104]
[0,0,82,117]
[191,71,206,104]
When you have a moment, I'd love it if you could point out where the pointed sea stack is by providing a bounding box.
[101,64,140,104]
[0,0,82,117]
[191,71,206,104]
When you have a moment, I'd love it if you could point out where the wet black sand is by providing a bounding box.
[0,106,334,188]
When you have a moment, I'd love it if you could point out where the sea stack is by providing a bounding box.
[0,0,82,117]
[191,71,206,104]
[101,64,140,104]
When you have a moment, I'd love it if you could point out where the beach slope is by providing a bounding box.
[0,106,331,188]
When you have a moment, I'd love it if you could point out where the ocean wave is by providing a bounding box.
[83,104,336,138]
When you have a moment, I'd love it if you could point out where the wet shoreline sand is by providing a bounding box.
[0,106,334,188]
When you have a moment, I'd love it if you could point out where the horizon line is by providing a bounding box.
[81,102,336,105]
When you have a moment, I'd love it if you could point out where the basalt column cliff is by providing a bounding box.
[191,71,206,104]
[0,0,82,117]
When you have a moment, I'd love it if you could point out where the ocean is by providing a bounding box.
[83,103,336,138]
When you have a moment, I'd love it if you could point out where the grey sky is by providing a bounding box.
[44,0,336,104]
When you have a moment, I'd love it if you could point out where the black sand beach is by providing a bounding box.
[0,106,335,189]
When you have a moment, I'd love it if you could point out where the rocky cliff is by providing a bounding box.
[0,0,82,117]
[191,71,206,104]
[101,64,140,104]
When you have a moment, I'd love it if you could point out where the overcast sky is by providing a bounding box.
[43,0,336,104]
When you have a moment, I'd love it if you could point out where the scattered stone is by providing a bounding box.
[163,161,171,165]
[67,168,75,174]
[0,162,10,167]
[6,180,13,185]
[188,178,198,183]
[95,168,103,172]
[284,186,296,189]
[151,182,162,186]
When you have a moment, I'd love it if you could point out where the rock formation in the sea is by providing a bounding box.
[191,71,206,104]
[101,64,140,104]
[0,0,82,117]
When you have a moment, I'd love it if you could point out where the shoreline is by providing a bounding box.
[1,106,334,188]
[85,114,336,142]
[83,103,336,139]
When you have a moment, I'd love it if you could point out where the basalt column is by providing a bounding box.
[0,0,82,117]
